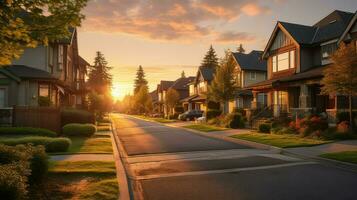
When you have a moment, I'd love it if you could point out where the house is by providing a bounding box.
[247,10,357,123]
[228,50,267,113]
[156,80,174,115]
[1,28,89,108]
[181,67,219,113]
[169,76,195,113]
[149,90,159,113]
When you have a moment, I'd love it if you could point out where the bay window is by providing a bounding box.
[272,50,295,72]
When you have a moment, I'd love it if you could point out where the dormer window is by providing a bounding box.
[272,50,295,72]
[321,42,337,59]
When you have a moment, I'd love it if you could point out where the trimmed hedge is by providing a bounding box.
[62,123,96,137]
[0,137,71,153]
[61,108,95,126]
[258,123,271,133]
[224,113,245,129]
[206,109,222,120]
[0,127,57,137]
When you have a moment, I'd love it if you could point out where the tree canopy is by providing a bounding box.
[87,51,112,95]
[237,44,245,53]
[200,45,219,69]
[134,65,148,94]
[165,88,180,115]
[0,0,88,65]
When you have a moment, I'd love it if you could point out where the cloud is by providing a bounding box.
[215,31,256,43]
[82,0,275,41]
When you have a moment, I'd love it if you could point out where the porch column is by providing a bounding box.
[251,91,258,110]
[299,84,310,109]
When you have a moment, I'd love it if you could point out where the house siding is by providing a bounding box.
[243,71,266,87]
[12,46,48,71]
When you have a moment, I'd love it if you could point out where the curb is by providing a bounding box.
[110,120,131,200]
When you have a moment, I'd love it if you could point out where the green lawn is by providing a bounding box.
[183,124,228,132]
[231,133,330,148]
[64,136,113,154]
[320,151,357,164]
[33,161,119,200]
[135,115,177,123]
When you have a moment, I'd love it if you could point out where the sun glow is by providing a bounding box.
[111,85,122,100]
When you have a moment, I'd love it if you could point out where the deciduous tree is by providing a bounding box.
[0,0,87,65]
[165,88,180,116]
[321,43,357,129]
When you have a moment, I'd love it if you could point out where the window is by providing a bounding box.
[198,81,205,93]
[49,45,54,72]
[321,43,337,59]
[58,45,63,70]
[0,89,6,108]
[39,84,50,97]
[249,72,256,80]
[272,50,295,72]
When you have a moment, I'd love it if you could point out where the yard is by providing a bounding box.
[320,151,357,164]
[183,124,229,132]
[231,133,330,148]
[135,115,178,123]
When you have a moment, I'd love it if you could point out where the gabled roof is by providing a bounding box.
[3,65,56,80]
[170,76,195,90]
[149,90,158,102]
[338,11,357,44]
[263,10,354,57]
[160,80,174,91]
[198,67,215,81]
[232,50,267,71]
[58,27,76,44]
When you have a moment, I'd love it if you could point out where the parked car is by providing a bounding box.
[178,110,203,121]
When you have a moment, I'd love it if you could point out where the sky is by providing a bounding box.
[77,0,357,100]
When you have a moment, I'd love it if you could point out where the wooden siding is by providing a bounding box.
[270,30,294,51]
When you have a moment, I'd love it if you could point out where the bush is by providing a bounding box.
[322,127,357,140]
[258,123,271,133]
[61,108,95,126]
[62,123,96,137]
[26,146,48,184]
[206,109,222,120]
[0,127,57,137]
[299,116,328,137]
[337,112,357,124]
[0,164,28,200]
[0,137,71,153]
[337,121,350,133]
[233,108,246,116]
[224,113,245,129]
[167,113,179,120]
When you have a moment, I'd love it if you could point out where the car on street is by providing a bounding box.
[178,110,204,121]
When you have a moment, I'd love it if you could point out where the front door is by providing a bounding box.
[274,90,288,116]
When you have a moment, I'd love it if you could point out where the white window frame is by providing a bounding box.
[249,72,256,80]
[272,50,295,73]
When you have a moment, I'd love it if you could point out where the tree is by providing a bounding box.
[87,51,112,95]
[0,0,87,65]
[134,86,150,114]
[321,43,357,129]
[237,44,245,53]
[208,50,237,113]
[165,88,180,116]
[134,65,148,94]
[181,70,186,78]
[200,45,219,69]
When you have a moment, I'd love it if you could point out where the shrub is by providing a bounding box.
[233,108,246,116]
[299,116,328,137]
[0,137,71,153]
[224,113,245,129]
[26,146,48,184]
[337,112,357,124]
[258,123,271,133]
[62,123,96,137]
[337,121,350,133]
[206,109,222,120]
[61,108,95,126]
[167,113,179,120]
[0,164,28,200]
[322,127,357,140]
[0,127,57,137]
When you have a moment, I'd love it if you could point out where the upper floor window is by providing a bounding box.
[58,45,64,70]
[189,84,195,96]
[39,84,50,97]
[198,81,205,93]
[249,72,256,80]
[321,42,337,59]
[272,50,295,72]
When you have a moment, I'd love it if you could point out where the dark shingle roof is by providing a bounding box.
[232,50,267,71]
[280,10,354,45]
[160,80,174,90]
[171,76,195,90]
[149,90,158,102]
[4,65,56,80]
[199,67,215,81]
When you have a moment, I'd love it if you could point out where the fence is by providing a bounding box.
[11,106,61,133]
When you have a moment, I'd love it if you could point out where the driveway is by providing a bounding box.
[112,114,357,200]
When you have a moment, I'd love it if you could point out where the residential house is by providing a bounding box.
[157,80,174,115]
[149,90,159,113]
[1,28,89,108]
[181,67,219,113]
[247,10,357,123]
[228,50,267,113]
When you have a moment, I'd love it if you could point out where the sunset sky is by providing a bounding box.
[77,0,357,100]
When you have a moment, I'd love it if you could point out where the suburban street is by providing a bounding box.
[112,114,357,200]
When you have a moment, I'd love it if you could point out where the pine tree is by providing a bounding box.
[208,50,237,113]
[200,45,219,69]
[87,51,112,95]
[237,44,245,53]
[134,65,148,94]
[181,70,186,78]
[321,43,357,129]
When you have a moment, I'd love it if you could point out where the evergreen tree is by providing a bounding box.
[208,50,237,113]
[0,0,87,65]
[181,70,186,78]
[134,85,150,114]
[200,45,219,69]
[237,44,245,53]
[87,51,112,95]
[134,65,148,94]
[321,43,357,129]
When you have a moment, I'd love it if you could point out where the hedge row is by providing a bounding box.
[61,108,95,126]
[0,144,49,199]
[0,137,71,152]
[0,127,57,137]
[62,123,96,137]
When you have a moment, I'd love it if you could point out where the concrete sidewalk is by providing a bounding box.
[287,140,357,157]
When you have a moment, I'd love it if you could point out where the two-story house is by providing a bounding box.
[228,50,267,113]
[0,28,89,108]
[156,80,174,115]
[247,10,356,122]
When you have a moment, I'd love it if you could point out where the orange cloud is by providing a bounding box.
[215,31,256,43]
[241,3,271,16]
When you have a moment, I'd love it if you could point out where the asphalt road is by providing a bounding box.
[113,114,357,200]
